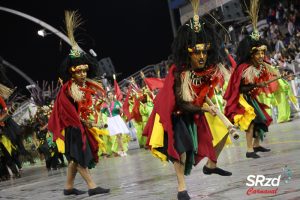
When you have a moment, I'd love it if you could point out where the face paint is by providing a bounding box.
[72,69,87,85]
[188,43,210,68]
[190,49,208,68]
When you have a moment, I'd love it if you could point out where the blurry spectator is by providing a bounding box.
[275,35,285,53]
[288,18,295,36]
[267,8,276,24]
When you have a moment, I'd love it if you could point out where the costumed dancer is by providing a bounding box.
[48,11,110,196]
[122,85,138,143]
[28,81,66,169]
[136,88,154,147]
[34,105,64,170]
[128,80,154,148]
[143,1,233,199]
[101,91,130,157]
[90,87,110,158]
[273,71,298,123]
[134,72,156,147]
[0,84,22,179]
[224,0,278,159]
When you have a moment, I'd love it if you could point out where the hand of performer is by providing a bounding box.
[115,105,120,109]
[82,120,93,128]
[203,105,217,116]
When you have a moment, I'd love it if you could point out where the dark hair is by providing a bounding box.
[59,52,98,82]
[171,18,223,71]
[236,36,269,65]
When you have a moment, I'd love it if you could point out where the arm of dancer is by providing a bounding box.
[174,72,217,116]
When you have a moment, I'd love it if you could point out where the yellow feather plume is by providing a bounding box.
[247,0,260,31]
[190,0,200,16]
[64,10,83,50]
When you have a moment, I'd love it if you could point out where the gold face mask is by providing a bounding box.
[71,65,89,85]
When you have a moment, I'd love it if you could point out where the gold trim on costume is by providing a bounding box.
[251,45,267,53]
[188,43,211,53]
[70,64,89,72]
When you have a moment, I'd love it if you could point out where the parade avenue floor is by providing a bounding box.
[0,119,299,200]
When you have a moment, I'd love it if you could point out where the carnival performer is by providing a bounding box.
[143,1,232,199]
[127,85,153,148]
[224,0,277,159]
[0,84,22,179]
[101,91,130,157]
[34,106,66,170]
[274,70,298,123]
[48,11,109,196]
[136,88,154,147]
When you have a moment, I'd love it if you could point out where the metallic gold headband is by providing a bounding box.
[188,43,211,53]
[251,45,267,53]
[70,64,89,73]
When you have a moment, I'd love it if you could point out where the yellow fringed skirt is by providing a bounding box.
[233,94,256,131]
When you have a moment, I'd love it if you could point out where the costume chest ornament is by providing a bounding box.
[70,81,86,102]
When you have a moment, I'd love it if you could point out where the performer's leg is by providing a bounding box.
[253,133,271,152]
[245,123,260,158]
[116,134,125,156]
[76,164,110,196]
[76,165,97,189]
[204,135,232,176]
[63,162,90,196]
[207,134,229,168]
[174,153,190,200]
[246,123,254,152]
[174,153,186,192]
[65,162,78,189]
[253,137,260,148]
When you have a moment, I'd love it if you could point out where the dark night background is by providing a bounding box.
[0,1,179,88]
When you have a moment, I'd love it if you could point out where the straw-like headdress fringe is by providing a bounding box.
[247,0,260,31]
[190,0,200,16]
[65,10,83,50]
[0,83,13,100]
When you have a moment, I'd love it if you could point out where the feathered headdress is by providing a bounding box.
[247,0,261,41]
[189,0,201,32]
[27,81,61,106]
[172,0,223,69]
[60,11,98,82]
[0,83,14,100]
[236,0,268,64]
[65,11,83,58]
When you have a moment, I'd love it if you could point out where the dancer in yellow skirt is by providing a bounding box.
[224,0,278,159]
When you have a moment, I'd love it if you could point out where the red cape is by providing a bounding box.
[122,85,132,121]
[48,81,86,149]
[224,63,272,126]
[144,65,216,163]
[0,96,7,110]
[131,96,142,122]
[224,63,247,121]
